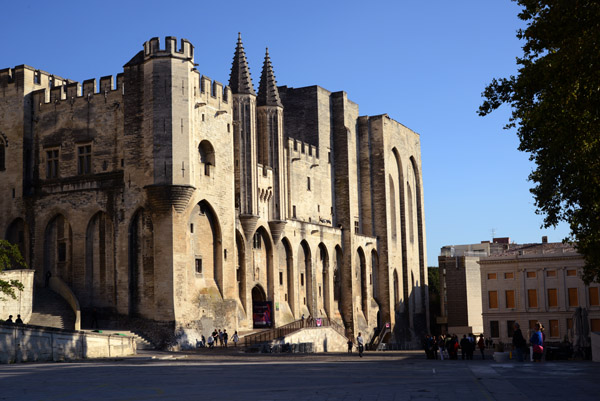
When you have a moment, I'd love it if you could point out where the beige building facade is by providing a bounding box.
[0,35,428,347]
[480,242,600,345]
[437,238,516,336]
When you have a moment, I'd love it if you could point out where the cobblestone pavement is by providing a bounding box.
[0,350,598,400]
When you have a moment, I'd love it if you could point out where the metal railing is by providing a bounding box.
[241,317,347,346]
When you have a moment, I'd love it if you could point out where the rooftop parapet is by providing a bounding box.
[143,36,194,61]
[32,72,124,107]
[199,75,231,103]
[288,138,319,161]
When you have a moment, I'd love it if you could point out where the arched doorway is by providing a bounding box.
[236,230,246,310]
[85,212,114,308]
[297,240,312,317]
[251,285,272,328]
[128,208,154,317]
[318,243,329,318]
[190,200,223,294]
[357,247,368,319]
[43,214,72,286]
[279,237,294,315]
[334,246,343,318]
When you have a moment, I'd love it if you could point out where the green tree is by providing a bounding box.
[479,0,600,283]
[0,239,26,299]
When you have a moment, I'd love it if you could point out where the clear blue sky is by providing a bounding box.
[2,0,570,266]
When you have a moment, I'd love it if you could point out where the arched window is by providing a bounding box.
[199,140,215,176]
[0,137,6,171]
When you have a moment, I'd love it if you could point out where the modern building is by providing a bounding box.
[0,35,428,347]
[437,237,516,335]
[479,240,600,345]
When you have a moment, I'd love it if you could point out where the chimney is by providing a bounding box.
[542,236,548,244]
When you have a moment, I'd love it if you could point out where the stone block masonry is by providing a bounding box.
[0,35,428,349]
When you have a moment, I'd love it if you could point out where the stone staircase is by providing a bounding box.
[28,286,76,330]
[90,330,154,350]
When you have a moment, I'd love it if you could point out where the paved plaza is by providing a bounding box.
[0,350,598,400]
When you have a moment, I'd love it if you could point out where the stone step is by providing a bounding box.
[88,329,154,350]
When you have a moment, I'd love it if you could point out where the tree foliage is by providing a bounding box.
[479,0,600,283]
[0,240,26,300]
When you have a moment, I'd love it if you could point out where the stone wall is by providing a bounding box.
[0,324,136,363]
[281,327,348,352]
[0,269,34,323]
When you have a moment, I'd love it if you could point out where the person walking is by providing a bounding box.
[356,332,364,357]
[15,315,23,325]
[5,315,13,324]
[512,322,526,362]
[347,337,353,353]
[223,329,229,347]
[478,334,485,359]
[530,322,544,362]
[232,331,239,347]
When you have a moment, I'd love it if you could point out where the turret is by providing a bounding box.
[230,33,259,228]
[257,48,287,231]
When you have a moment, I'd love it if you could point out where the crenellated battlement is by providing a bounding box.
[143,36,194,62]
[0,65,71,98]
[197,75,231,107]
[288,138,319,162]
[31,73,124,107]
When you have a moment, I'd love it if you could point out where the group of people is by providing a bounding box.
[3,315,24,325]
[512,321,545,362]
[347,332,365,357]
[423,333,486,360]
[425,321,546,363]
[197,329,240,348]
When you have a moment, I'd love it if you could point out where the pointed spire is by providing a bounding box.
[229,33,256,95]
[257,48,283,107]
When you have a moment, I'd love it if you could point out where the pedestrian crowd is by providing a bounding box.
[196,328,240,349]
[424,321,547,362]
[423,333,486,360]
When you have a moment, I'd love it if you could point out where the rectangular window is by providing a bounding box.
[505,290,515,308]
[354,221,359,234]
[549,319,559,338]
[546,270,556,277]
[490,321,499,338]
[46,149,59,179]
[300,273,304,286]
[566,269,577,277]
[527,271,537,278]
[567,318,573,331]
[279,272,283,286]
[487,273,497,280]
[488,291,498,309]
[528,289,538,308]
[293,205,296,218]
[190,223,194,233]
[548,288,558,308]
[77,144,92,175]
[589,287,599,306]
[507,320,515,338]
[568,288,579,307]
[529,320,537,331]
[591,319,600,332]
[195,258,202,275]
[307,177,311,190]
[504,272,514,279]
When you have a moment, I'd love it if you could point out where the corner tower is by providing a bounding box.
[230,33,259,234]
[257,48,287,234]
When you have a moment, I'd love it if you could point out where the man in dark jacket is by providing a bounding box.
[512,322,527,362]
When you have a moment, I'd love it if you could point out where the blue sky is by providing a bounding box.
[2,0,570,266]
